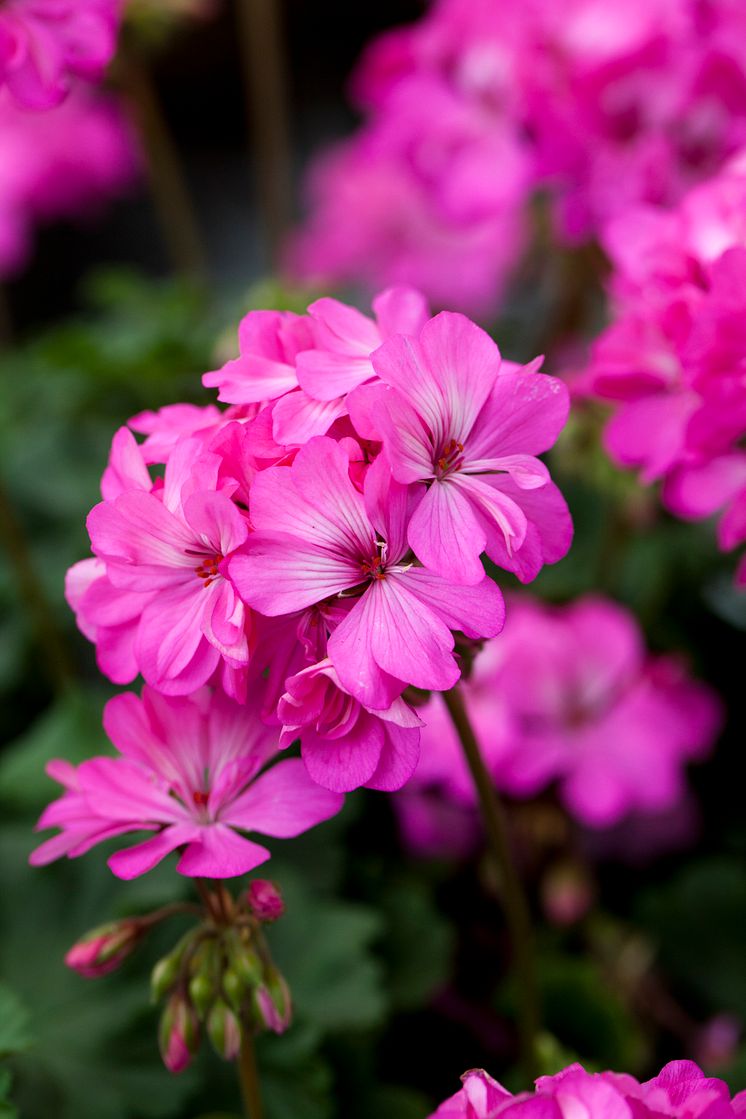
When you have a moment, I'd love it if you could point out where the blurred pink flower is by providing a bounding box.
[396,595,721,847]
[0,83,139,277]
[31,686,343,879]
[0,0,121,109]
[430,1061,746,1119]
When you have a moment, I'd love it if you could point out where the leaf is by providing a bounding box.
[0,986,32,1057]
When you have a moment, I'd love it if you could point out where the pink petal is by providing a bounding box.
[108,825,199,880]
[365,723,420,791]
[223,757,344,832]
[183,491,249,557]
[467,372,569,461]
[407,480,487,585]
[372,285,429,338]
[272,389,347,444]
[296,350,373,401]
[300,721,384,792]
[398,568,505,640]
[87,492,195,574]
[307,296,381,352]
[230,541,359,616]
[328,593,408,710]
[176,825,271,878]
[77,757,183,823]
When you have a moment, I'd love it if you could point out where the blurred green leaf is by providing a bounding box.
[0,986,32,1057]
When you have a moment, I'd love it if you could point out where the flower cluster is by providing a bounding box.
[429,1060,746,1119]
[0,0,122,109]
[57,289,570,811]
[396,595,721,855]
[0,84,139,278]
[288,0,746,315]
[579,154,746,583]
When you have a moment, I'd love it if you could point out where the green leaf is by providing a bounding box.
[0,986,32,1057]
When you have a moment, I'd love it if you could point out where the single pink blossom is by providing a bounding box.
[359,311,571,585]
[396,595,722,847]
[31,687,343,879]
[278,658,422,792]
[229,437,505,710]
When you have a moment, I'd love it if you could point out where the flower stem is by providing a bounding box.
[442,684,540,1084]
[237,1029,264,1119]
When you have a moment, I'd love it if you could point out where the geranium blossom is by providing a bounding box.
[277,658,422,792]
[230,438,506,710]
[358,311,571,584]
[0,0,122,109]
[79,432,252,697]
[396,595,721,846]
[430,1061,746,1119]
[31,687,343,879]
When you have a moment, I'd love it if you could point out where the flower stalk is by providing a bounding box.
[442,684,540,1084]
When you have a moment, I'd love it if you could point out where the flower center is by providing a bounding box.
[360,553,386,581]
[435,438,465,479]
[185,547,224,587]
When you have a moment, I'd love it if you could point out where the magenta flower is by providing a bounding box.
[278,658,422,792]
[430,1061,746,1119]
[0,0,121,109]
[230,437,505,710]
[83,435,252,696]
[0,84,139,279]
[360,310,571,585]
[396,595,721,844]
[31,687,343,879]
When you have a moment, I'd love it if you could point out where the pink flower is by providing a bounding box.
[82,435,252,697]
[429,1061,746,1119]
[31,687,343,879]
[277,658,422,792]
[0,0,121,109]
[396,595,721,845]
[359,311,571,585]
[229,437,505,711]
[0,84,139,278]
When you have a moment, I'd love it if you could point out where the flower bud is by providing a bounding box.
[225,929,263,989]
[187,938,221,1017]
[150,932,194,1002]
[541,860,594,927]
[254,969,292,1035]
[246,879,285,923]
[207,998,242,1061]
[65,920,142,978]
[222,965,248,1014]
[158,994,200,1075]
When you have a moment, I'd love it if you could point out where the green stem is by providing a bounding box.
[442,685,540,1084]
[237,1029,264,1119]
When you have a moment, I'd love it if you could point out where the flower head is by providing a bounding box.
[31,687,343,879]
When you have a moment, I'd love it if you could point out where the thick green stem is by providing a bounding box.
[237,1029,264,1119]
[442,685,540,1084]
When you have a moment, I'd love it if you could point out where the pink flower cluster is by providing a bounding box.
[0,84,140,278]
[289,0,746,315]
[0,0,121,109]
[430,1061,746,1119]
[396,595,720,854]
[62,289,571,802]
[579,154,746,583]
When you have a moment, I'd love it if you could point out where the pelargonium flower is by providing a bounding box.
[0,84,139,279]
[31,687,343,879]
[0,0,122,109]
[396,595,721,846]
[580,154,746,580]
[277,658,422,793]
[430,1061,746,1119]
[355,311,572,584]
[77,431,252,698]
[230,437,506,712]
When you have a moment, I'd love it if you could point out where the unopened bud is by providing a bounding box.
[207,998,242,1061]
[158,994,200,1075]
[187,938,221,1017]
[150,932,194,1002]
[246,879,285,923]
[225,929,263,989]
[223,965,248,1014]
[254,969,292,1035]
[65,920,142,978]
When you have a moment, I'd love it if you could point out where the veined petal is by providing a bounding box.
[176,825,271,878]
[416,311,502,441]
[328,594,408,711]
[77,757,183,824]
[87,492,195,569]
[366,577,460,693]
[223,758,344,833]
[183,491,249,557]
[308,296,381,352]
[296,350,373,401]
[300,721,384,792]
[372,285,429,338]
[451,473,528,555]
[272,389,347,444]
[466,454,550,489]
[230,540,359,615]
[467,371,569,460]
[108,824,199,880]
[365,723,420,792]
[407,480,487,585]
[397,567,505,640]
